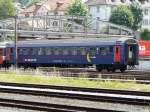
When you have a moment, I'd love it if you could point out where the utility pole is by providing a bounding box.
[14,15,18,70]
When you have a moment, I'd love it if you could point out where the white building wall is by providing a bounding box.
[142,2,150,29]
[36,6,49,16]
[87,0,150,29]
[89,5,111,21]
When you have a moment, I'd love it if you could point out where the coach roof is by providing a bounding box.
[9,37,136,47]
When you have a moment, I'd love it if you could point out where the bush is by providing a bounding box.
[140,29,150,40]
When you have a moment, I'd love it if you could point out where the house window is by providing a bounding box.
[143,19,149,26]
[53,21,58,26]
[88,7,90,12]
[97,6,100,13]
[121,0,126,3]
[111,0,115,2]
[144,9,149,15]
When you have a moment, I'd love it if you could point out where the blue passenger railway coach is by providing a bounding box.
[6,37,138,72]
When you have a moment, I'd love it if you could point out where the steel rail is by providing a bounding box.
[0,98,122,112]
[0,82,149,106]
[0,82,150,96]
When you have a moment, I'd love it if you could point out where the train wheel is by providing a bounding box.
[96,66,102,72]
[107,68,110,72]
[97,68,102,72]
[111,69,116,72]
[120,69,125,73]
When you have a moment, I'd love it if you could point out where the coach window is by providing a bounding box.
[31,48,37,55]
[106,47,109,53]
[72,48,77,55]
[23,48,29,55]
[10,48,14,54]
[100,47,107,55]
[38,48,45,55]
[109,46,113,53]
[90,48,96,53]
[63,48,68,55]
[54,48,59,55]
[3,49,6,55]
[45,48,52,55]
[80,47,86,55]
[0,49,2,55]
[18,48,23,55]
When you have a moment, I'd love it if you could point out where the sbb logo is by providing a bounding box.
[139,45,146,51]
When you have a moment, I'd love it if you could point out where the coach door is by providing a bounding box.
[0,48,3,64]
[127,45,135,63]
[115,46,121,63]
[6,48,10,61]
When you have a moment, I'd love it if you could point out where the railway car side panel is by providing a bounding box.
[10,46,115,67]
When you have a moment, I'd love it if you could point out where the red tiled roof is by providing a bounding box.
[85,0,107,5]
[24,0,71,14]
[42,0,70,11]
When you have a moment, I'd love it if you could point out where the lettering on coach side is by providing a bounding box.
[139,45,146,51]
[24,59,37,62]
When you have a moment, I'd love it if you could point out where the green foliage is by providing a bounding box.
[130,0,143,31]
[110,1,143,31]
[0,0,15,19]
[6,36,15,41]
[65,0,88,16]
[0,73,150,91]
[140,29,150,40]
[109,5,134,28]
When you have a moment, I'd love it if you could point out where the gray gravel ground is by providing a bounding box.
[0,93,149,112]
[0,106,40,112]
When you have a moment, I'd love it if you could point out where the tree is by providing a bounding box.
[140,29,150,40]
[65,0,88,16]
[0,0,15,19]
[109,5,134,28]
[130,0,143,31]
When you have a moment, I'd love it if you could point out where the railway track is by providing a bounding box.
[0,98,119,112]
[0,82,150,106]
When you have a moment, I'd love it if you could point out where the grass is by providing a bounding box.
[0,72,150,92]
